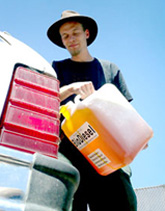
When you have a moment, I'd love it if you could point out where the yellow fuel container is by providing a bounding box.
[60,84,153,176]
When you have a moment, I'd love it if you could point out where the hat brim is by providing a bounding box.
[47,16,98,48]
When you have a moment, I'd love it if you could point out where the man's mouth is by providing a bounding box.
[69,43,78,48]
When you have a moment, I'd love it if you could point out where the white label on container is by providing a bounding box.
[70,122,98,150]
[88,149,111,168]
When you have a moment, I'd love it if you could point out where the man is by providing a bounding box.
[47,10,137,211]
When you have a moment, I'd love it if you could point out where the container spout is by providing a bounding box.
[60,101,74,120]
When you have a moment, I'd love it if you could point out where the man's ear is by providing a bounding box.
[85,29,90,39]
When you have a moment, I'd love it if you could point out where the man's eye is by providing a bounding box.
[73,31,80,36]
[62,35,68,40]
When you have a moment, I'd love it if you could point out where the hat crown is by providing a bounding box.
[61,10,80,19]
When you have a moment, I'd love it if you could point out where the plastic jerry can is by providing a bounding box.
[60,84,153,176]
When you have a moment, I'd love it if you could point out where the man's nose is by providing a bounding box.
[69,35,75,42]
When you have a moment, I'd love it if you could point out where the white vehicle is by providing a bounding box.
[0,31,79,211]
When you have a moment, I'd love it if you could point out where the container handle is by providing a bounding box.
[74,94,81,104]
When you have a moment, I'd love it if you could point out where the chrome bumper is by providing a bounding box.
[0,146,80,211]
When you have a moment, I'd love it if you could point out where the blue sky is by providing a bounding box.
[0,0,165,189]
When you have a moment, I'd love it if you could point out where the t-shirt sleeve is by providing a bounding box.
[52,61,60,78]
[100,60,133,102]
[113,69,133,102]
[52,60,65,88]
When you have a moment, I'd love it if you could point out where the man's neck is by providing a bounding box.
[71,51,94,62]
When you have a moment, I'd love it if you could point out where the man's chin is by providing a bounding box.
[70,50,80,57]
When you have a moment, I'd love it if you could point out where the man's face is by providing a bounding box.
[59,21,90,57]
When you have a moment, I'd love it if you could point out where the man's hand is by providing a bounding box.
[60,81,95,101]
[69,81,95,99]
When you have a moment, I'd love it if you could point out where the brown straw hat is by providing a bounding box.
[47,10,98,48]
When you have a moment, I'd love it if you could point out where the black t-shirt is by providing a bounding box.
[52,58,132,105]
